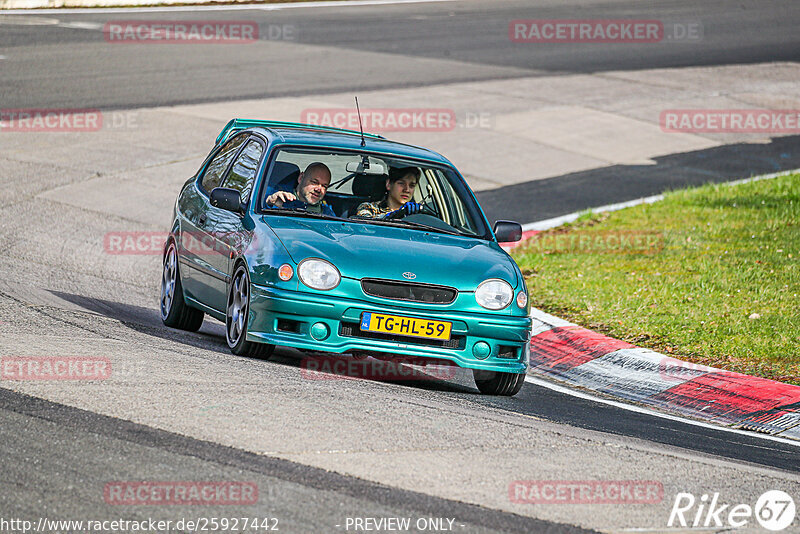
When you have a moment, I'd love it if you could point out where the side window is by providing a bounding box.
[200,134,247,193]
[222,140,264,203]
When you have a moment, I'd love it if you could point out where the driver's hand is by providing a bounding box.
[383,202,422,220]
[266,191,296,207]
[402,202,422,215]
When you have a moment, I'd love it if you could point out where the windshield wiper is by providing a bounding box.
[350,216,463,236]
[397,220,464,236]
[261,208,341,220]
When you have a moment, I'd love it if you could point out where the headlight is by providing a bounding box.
[475,279,513,310]
[298,258,340,290]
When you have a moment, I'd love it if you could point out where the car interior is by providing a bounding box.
[259,149,483,237]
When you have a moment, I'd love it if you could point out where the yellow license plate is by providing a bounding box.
[359,312,452,341]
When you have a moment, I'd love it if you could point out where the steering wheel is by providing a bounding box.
[416,203,439,217]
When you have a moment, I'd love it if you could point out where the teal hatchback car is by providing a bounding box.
[161,119,531,395]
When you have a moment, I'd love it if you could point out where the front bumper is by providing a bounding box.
[248,284,531,373]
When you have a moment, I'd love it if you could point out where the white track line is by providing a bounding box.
[522,195,663,232]
[0,0,457,15]
[522,168,800,232]
[58,21,104,30]
[524,374,800,448]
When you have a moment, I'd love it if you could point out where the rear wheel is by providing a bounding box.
[226,264,274,359]
[473,369,526,396]
[160,242,204,332]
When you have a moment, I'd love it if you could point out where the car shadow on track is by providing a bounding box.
[48,289,230,349]
[48,290,477,395]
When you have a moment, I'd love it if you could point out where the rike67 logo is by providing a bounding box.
[668,490,796,531]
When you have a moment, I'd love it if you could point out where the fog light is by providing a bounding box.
[310,322,329,341]
[472,341,491,360]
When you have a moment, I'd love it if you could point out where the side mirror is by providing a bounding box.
[210,187,243,214]
[494,220,523,243]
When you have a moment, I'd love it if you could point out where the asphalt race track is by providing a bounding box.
[2,0,800,109]
[1,1,799,533]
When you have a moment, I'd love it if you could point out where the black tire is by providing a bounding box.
[226,264,275,359]
[160,241,204,332]
[473,369,526,396]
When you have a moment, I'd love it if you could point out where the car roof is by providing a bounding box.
[217,120,453,166]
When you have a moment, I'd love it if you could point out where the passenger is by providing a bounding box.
[265,162,335,216]
[356,166,422,218]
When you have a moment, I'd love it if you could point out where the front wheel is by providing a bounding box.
[226,264,274,359]
[473,369,526,396]
[160,242,204,332]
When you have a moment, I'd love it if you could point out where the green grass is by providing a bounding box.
[513,173,800,385]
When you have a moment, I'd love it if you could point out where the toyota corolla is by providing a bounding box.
[160,119,531,395]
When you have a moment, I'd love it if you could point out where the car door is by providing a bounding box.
[206,137,266,312]
[179,133,248,310]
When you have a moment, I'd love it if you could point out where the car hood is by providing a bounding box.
[262,216,519,290]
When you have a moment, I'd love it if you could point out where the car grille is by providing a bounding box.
[339,322,464,350]
[361,279,457,304]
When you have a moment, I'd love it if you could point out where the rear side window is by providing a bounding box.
[200,134,247,193]
[222,140,264,203]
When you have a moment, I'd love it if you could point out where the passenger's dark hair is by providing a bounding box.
[388,166,420,183]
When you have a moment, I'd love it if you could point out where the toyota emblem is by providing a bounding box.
[402,272,416,280]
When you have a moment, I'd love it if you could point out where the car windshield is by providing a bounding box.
[259,147,488,238]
